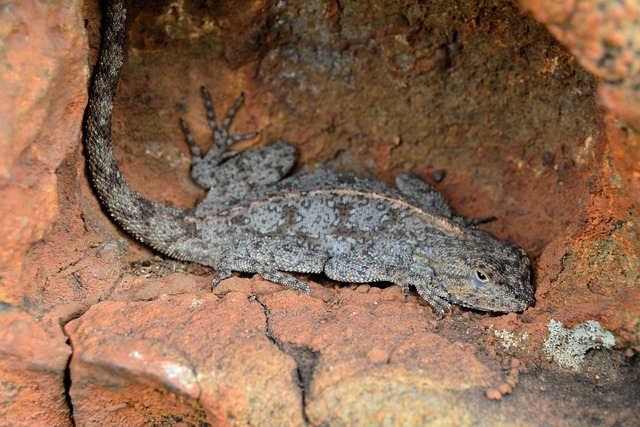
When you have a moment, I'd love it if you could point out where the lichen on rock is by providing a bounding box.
[543,319,615,370]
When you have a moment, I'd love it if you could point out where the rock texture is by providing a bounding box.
[519,0,640,129]
[0,0,88,307]
[519,0,640,220]
[0,307,72,426]
[0,2,85,426]
[65,289,304,426]
[1,0,638,426]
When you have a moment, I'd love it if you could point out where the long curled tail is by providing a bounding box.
[84,0,197,260]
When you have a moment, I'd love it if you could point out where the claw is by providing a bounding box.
[179,118,201,158]
[200,86,219,135]
[230,131,258,144]
[463,215,497,226]
[211,270,232,291]
[222,94,245,132]
[297,285,311,296]
[400,283,410,301]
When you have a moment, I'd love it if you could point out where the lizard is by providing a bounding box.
[84,0,534,317]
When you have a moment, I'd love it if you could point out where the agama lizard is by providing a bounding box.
[84,0,534,316]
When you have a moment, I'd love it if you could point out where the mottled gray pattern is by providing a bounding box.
[84,0,534,316]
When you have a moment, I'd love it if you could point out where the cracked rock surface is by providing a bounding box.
[65,288,304,426]
[1,0,639,425]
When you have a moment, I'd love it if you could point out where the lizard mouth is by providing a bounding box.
[496,287,535,312]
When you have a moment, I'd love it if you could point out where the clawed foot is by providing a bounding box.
[463,215,497,227]
[399,282,451,317]
[211,270,232,291]
[257,269,312,296]
[210,268,311,296]
[180,87,257,168]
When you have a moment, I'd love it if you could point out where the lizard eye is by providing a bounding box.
[474,269,490,284]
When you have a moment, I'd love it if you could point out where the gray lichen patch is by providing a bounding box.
[490,326,529,350]
[493,329,529,350]
[543,319,615,370]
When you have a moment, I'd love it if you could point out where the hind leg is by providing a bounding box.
[211,255,312,296]
[209,239,328,295]
[180,87,257,187]
[195,141,297,212]
[181,87,298,211]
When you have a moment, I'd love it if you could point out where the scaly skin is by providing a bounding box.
[84,0,534,316]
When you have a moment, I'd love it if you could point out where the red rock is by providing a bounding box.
[1,0,638,424]
[0,0,87,307]
[0,308,72,427]
[520,0,640,130]
[64,292,305,426]
[498,383,513,395]
[367,348,391,363]
[258,286,502,424]
[485,388,503,400]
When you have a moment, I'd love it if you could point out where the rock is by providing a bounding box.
[0,307,72,427]
[0,0,88,307]
[64,292,305,426]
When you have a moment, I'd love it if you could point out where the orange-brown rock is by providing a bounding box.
[0,307,72,427]
[1,0,638,425]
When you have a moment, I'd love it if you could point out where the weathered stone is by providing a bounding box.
[65,292,305,426]
[259,287,503,425]
[519,0,640,129]
[1,0,638,424]
[518,0,640,209]
[0,307,72,427]
[0,0,88,307]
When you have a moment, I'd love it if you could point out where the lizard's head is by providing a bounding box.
[420,229,534,313]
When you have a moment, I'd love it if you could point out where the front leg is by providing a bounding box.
[323,253,452,317]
